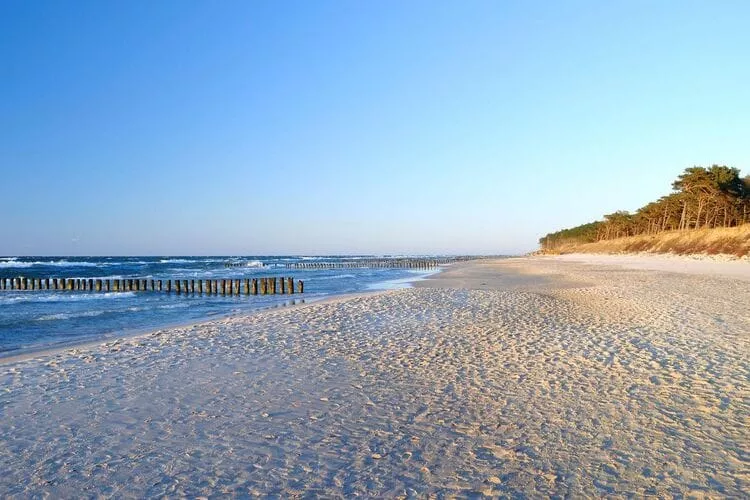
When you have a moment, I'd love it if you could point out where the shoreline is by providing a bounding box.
[1,256,747,496]
[0,268,441,365]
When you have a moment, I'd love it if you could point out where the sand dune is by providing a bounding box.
[1,257,748,496]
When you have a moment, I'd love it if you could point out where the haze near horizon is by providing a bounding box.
[2,1,749,255]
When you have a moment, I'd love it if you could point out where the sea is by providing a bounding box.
[0,256,439,357]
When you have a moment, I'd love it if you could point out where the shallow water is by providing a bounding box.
[0,256,435,355]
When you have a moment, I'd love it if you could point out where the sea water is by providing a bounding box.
[0,256,438,356]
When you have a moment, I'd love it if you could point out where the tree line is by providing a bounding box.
[539,165,750,250]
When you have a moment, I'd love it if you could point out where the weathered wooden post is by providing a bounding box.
[183,280,188,294]
[244,279,250,295]
[166,280,171,293]
[176,280,181,294]
[270,277,277,294]
[279,277,285,294]
[298,280,304,293]
[95,279,102,292]
[260,278,267,295]
[106,280,111,292]
[205,280,211,295]
[157,280,162,292]
[252,278,258,295]
[88,279,94,291]
[45,278,50,290]
[288,277,294,294]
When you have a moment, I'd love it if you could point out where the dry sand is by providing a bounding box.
[1,257,748,497]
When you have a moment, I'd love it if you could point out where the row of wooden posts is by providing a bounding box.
[0,277,303,295]
[286,259,451,270]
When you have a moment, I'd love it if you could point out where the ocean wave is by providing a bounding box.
[158,303,189,309]
[36,310,106,321]
[311,274,356,280]
[0,292,137,305]
[0,259,100,268]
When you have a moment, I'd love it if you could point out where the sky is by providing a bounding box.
[1,1,749,255]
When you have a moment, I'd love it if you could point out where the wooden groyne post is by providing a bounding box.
[0,276,304,297]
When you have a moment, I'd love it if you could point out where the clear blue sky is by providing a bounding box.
[2,1,748,255]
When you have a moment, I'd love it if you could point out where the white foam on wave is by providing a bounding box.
[0,259,100,268]
[245,260,264,268]
[158,303,189,310]
[311,274,356,281]
[0,292,137,305]
[36,310,106,321]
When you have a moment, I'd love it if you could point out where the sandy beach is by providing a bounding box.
[1,256,748,497]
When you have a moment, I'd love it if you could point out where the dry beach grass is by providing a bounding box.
[546,223,750,257]
[1,257,748,496]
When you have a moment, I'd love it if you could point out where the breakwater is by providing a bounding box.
[0,277,303,295]
[285,257,472,270]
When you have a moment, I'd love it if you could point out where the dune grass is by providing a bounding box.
[544,224,750,258]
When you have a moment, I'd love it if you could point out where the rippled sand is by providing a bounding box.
[1,258,748,496]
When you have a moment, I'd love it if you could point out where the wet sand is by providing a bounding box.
[1,257,748,496]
